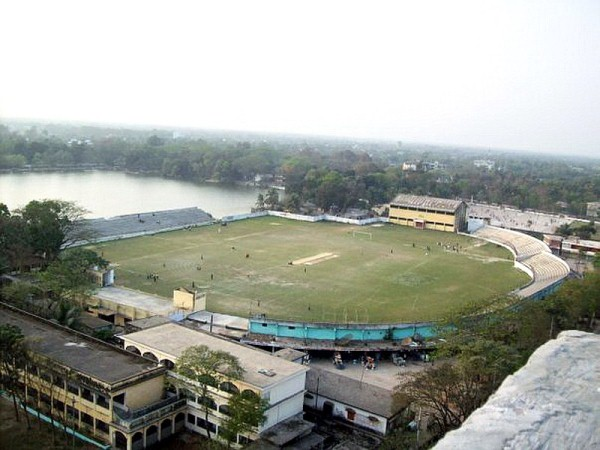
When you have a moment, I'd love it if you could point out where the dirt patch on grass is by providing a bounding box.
[292,252,339,265]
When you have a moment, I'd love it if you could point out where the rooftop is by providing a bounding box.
[120,323,308,388]
[274,348,306,362]
[126,315,173,331]
[0,304,163,386]
[305,365,406,418]
[94,286,176,316]
[390,194,464,212]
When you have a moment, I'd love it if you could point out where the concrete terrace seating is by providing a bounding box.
[468,203,579,235]
[471,225,570,298]
[73,207,214,244]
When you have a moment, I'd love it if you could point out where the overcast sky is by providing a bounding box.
[1,0,599,156]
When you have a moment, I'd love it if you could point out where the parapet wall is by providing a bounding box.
[221,210,388,226]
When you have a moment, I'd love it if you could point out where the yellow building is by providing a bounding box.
[0,304,186,450]
[389,194,467,232]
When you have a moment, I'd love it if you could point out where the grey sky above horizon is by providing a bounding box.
[1,0,599,157]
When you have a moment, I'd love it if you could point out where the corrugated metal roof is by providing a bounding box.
[390,194,464,212]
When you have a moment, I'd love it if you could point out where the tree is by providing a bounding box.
[38,248,107,303]
[0,324,30,427]
[265,188,280,210]
[50,300,82,329]
[396,338,519,442]
[283,192,301,212]
[546,272,600,331]
[18,200,89,265]
[255,193,265,211]
[220,390,268,447]
[174,345,244,439]
[0,205,35,273]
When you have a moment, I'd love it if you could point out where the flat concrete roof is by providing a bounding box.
[127,315,173,330]
[186,310,249,331]
[274,348,306,362]
[0,305,163,386]
[121,323,308,388]
[94,286,176,316]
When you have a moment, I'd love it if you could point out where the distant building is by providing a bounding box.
[389,194,467,232]
[587,202,600,218]
[401,161,421,172]
[544,234,600,257]
[422,161,445,171]
[473,159,495,170]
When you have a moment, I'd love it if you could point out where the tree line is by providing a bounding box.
[1,123,599,216]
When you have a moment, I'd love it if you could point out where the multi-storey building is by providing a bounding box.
[120,322,309,447]
[389,194,467,233]
[0,304,186,450]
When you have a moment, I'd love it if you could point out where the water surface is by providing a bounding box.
[0,171,261,218]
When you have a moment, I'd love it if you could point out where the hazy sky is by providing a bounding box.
[1,1,599,156]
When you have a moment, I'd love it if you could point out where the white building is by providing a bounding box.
[473,159,495,170]
[120,323,308,446]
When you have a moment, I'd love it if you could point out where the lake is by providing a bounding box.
[0,171,262,218]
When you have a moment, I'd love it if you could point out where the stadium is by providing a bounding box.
[84,196,569,349]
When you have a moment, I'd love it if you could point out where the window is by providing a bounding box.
[197,396,217,410]
[238,435,252,445]
[81,412,94,427]
[81,388,94,402]
[96,394,109,409]
[67,383,79,396]
[40,372,52,383]
[96,419,109,433]
[113,393,125,406]
[40,393,51,407]
[219,382,239,394]
[187,413,195,424]
[66,405,78,419]
[196,418,217,433]
[53,399,65,412]
[346,408,356,421]
[27,387,38,401]
[53,376,65,388]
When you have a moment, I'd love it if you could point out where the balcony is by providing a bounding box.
[112,396,186,431]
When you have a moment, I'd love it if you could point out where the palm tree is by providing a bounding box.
[51,301,81,329]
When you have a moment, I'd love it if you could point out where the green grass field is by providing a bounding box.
[90,217,530,323]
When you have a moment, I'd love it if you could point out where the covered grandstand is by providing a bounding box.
[72,207,214,245]
[471,226,570,299]
[389,194,467,232]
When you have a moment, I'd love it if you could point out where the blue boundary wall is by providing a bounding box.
[526,278,566,301]
[248,318,437,341]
